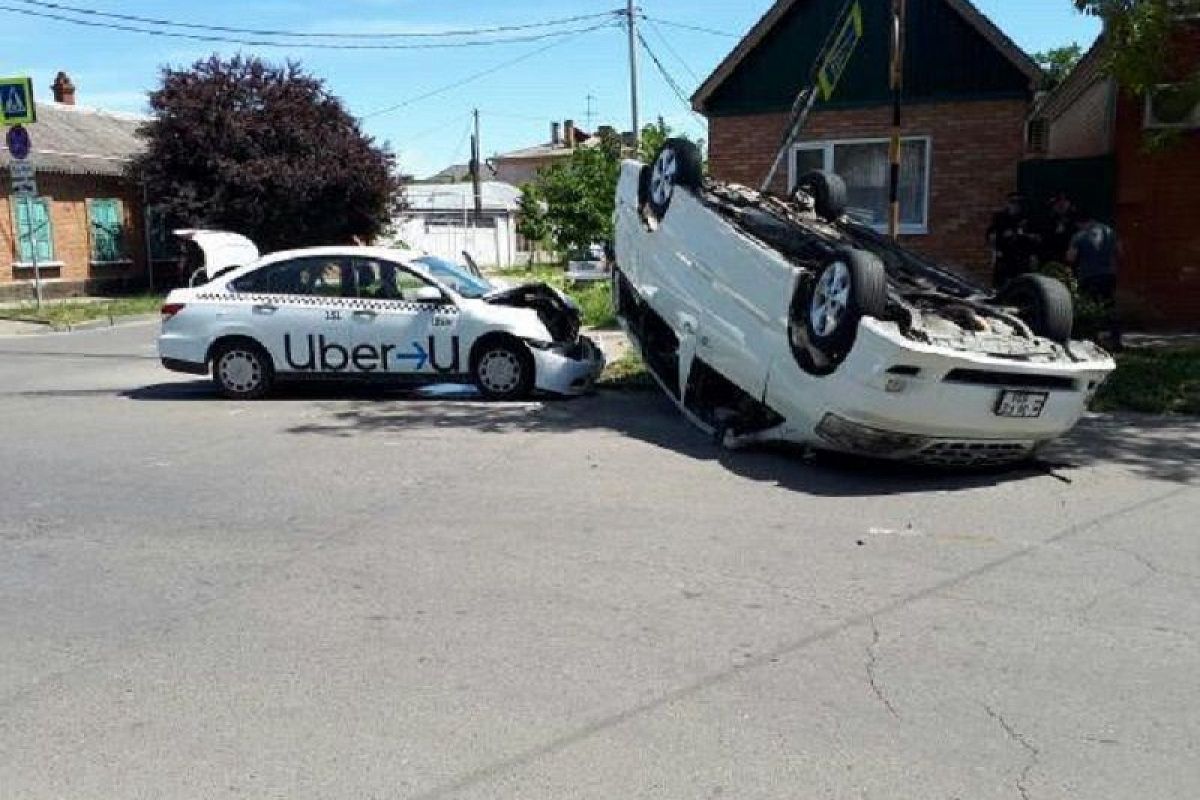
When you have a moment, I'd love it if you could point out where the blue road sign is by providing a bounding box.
[6,124,31,160]
[0,77,36,126]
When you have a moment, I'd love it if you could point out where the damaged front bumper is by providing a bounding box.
[531,335,606,396]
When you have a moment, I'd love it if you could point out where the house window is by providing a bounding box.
[792,137,932,234]
[88,198,128,262]
[1144,83,1200,129]
[13,196,54,263]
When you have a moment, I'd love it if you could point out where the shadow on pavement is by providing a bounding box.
[124,381,1199,495]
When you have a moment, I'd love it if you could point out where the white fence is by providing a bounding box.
[395,216,517,269]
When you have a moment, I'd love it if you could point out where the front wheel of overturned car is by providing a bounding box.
[472,339,535,401]
[642,138,704,221]
[212,339,274,400]
[999,274,1074,344]
[804,249,888,363]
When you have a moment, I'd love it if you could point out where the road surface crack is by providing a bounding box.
[866,617,900,719]
[984,704,1040,800]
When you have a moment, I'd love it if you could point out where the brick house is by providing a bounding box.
[1027,23,1200,328]
[490,120,599,187]
[693,0,1041,280]
[0,73,172,301]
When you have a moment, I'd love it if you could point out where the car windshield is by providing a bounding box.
[415,256,493,299]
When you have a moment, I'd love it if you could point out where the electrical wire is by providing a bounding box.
[0,3,617,49]
[362,22,615,119]
[640,15,740,39]
[5,0,620,39]
[643,16,700,83]
[637,31,706,125]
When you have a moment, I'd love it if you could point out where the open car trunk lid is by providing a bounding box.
[175,229,260,282]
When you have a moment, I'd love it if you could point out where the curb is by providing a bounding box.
[60,313,159,333]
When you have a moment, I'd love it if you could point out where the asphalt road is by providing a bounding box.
[1,321,1197,800]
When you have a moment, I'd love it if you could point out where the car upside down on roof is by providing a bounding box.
[613,139,1115,467]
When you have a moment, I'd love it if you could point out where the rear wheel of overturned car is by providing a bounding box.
[642,138,704,221]
[472,339,535,401]
[213,340,274,400]
[795,170,848,223]
[999,274,1074,344]
[804,249,888,363]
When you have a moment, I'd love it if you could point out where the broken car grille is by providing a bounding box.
[916,440,1036,468]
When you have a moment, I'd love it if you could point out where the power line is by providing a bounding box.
[637,31,706,125]
[362,22,615,119]
[643,17,700,83]
[0,3,616,49]
[6,0,619,39]
[640,15,740,39]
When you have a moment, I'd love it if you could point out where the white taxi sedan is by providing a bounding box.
[158,232,604,400]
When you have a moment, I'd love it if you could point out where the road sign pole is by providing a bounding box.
[22,194,43,309]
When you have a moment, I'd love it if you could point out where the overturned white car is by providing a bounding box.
[159,232,603,400]
[614,140,1115,467]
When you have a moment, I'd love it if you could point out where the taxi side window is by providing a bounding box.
[352,258,440,303]
[232,257,354,297]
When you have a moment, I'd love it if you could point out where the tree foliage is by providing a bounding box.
[1074,0,1198,93]
[532,131,624,255]
[1034,43,1085,90]
[131,55,403,253]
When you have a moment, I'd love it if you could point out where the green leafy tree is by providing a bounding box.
[132,55,403,252]
[532,131,623,255]
[1074,0,1198,93]
[1034,43,1085,89]
[516,183,550,265]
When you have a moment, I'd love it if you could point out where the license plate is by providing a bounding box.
[995,390,1048,418]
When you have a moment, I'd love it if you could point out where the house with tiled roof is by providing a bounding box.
[0,72,173,300]
[694,0,1043,279]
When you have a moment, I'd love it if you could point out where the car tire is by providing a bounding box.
[999,274,1074,343]
[212,340,274,400]
[472,339,535,401]
[795,170,848,222]
[645,138,704,220]
[805,248,888,361]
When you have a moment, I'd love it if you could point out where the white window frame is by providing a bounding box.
[789,135,933,235]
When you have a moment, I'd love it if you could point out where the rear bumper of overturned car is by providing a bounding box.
[766,319,1115,465]
[532,335,606,396]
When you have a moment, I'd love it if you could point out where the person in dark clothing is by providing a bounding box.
[987,193,1039,289]
[1041,192,1080,266]
[1068,216,1122,349]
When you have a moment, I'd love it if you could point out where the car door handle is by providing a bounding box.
[253,303,278,315]
[352,309,378,319]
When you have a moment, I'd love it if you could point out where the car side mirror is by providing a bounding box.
[413,286,448,304]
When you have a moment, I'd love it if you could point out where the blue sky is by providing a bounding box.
[3,0,1100,178]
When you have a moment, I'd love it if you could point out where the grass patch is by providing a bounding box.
[598,349,655,391]
[1092,347,1200,415]
[491,264,616,329]
[0,295,165,328]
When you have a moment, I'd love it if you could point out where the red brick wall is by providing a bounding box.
[0,172,147,297]
[709,99,1030,280]
[1111,28,1200,328]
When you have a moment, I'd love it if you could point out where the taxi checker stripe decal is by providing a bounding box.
[195,293,460,314]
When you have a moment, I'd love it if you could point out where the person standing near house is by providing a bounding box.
[1040,192,1080,266]
[1067,215,1122,350]
[987,193,1038,288]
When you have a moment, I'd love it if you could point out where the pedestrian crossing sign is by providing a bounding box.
[1,77,36,126]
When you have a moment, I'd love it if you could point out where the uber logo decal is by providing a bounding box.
[283,335,460,374]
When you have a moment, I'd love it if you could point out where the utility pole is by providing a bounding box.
[470,108,483,225]
[887,0,907,240]
[626,0,641,152]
